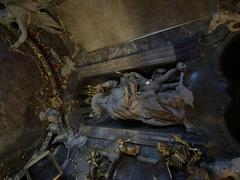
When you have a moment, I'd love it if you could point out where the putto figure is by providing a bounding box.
[91,63,194,128]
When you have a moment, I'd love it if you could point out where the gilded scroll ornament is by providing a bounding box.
[117,138,140,156]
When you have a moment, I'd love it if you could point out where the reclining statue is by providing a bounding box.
[91,63,194,128]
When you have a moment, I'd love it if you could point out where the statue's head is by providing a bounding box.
[117,138,124,146]
[94,85,104,93]
[176,62,187,72]
[39,108,61,123]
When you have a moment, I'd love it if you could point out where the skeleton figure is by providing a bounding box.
[87,150,112,180]
[0,0,61,48]
[91,63,194,128]
[157,135,202,176]
[209,0,240,33]
[87,150,99,180]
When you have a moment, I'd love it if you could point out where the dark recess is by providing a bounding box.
[220,34,240,83]
[225,98,240,144]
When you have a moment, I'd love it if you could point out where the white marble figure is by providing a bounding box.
[91,63,194,128]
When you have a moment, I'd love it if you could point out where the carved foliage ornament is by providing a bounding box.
[117,138,140,156]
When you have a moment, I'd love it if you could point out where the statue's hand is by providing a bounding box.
[176,63,187,72]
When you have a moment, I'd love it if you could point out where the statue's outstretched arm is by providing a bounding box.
[154,68,177,84]
[161,82,179,91]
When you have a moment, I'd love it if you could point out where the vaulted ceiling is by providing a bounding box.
[60,0,217,51]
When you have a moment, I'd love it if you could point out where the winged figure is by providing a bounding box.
[0,0,62,48]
